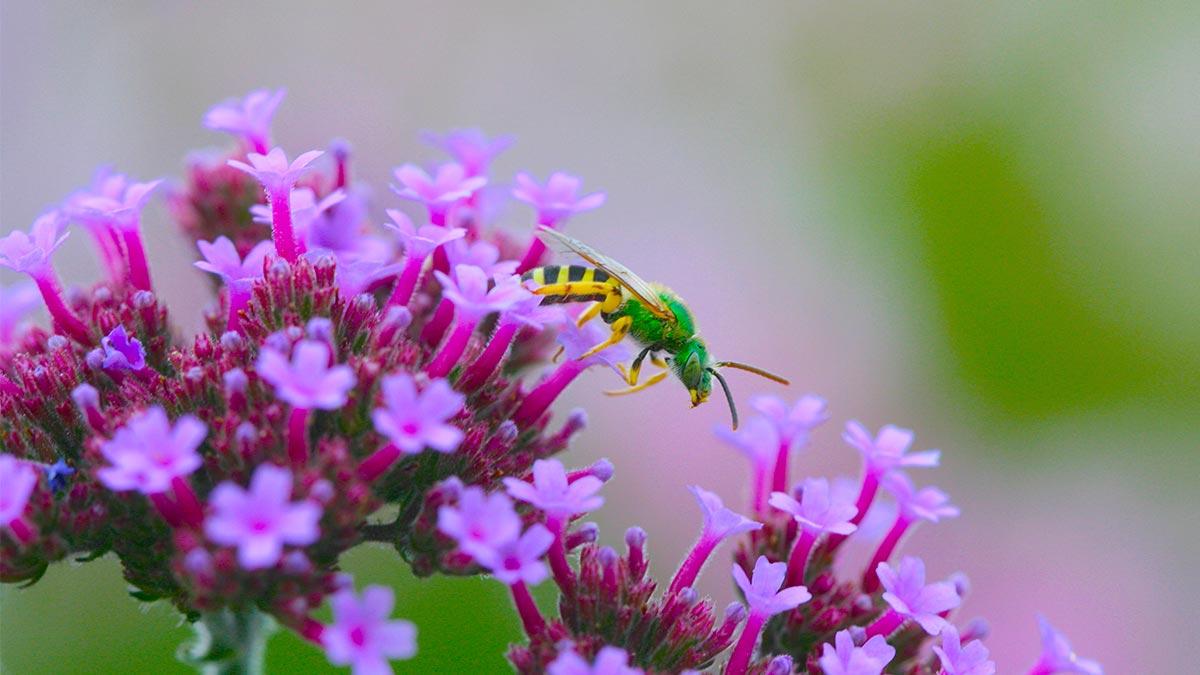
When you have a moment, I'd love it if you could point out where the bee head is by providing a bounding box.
[674,338,714,408]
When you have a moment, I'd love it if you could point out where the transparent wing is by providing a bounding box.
[535,226,674,321]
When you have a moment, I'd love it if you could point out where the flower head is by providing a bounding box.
[768,477,858,535]
[750,393,829,446]
[371,374,464,454]
[0,211,69,275]
[475,523,554,585]
[383,209,465,259]
[391,163,486,220]
[322,585,417,675]
[100,326,146,371]
[194,237,274,284]
[843,421,940,475]
[876,557,961,635]
[933,625,995,675]
[69,175,161,229]
[437,485,523,560]
[732,556,811,617]
[548,646,643,675]
[503,458,605,519]
[203,88,286,151]
[689,485,761,541]
[256,339,357,410]
[817,630,896,675]
[97,407,205,495]
[228,147,324,194]
[1032,614,1103,675]
[0,455,38,524]
[556,318,633,374]
[421,128,514,177]
[882,472,960,523]
[204,464,321,570]
[0,281,40,345]
[434,266,532,322]
[512,171,605,226]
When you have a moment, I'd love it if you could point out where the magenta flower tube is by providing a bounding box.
[544,515,576,596]
[513,360,586,427]
[457,321,520,391]
[668,533,719,595]
[865,608,905,639]
[287,408,310,467]
[784,528,818,587]
[119,224,153,292]
[826,470,880,552]
[425,317,478,378]
[357,443,401,483]
[32,271,91,344]
[862,515,912,593]
[420,299,455,346]
[724,612,767,675]
[268,187,300,262]
[508,581,546,638]
[387,253,427,308]
[771,438,791,494]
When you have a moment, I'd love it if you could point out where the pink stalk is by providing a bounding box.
[227,283,252,332]
[771,439,791,494]
[425,318,477,378]
[287,408,310,467]
[357,444,401,482]
[268,187,299,262]
[6,518,37,546]
[32,271,91,343]
[861,516,912,593]
[826,470,880,552]
[864,608,905,639]
[118,225,153,292]
[784,528,818,587]
[420,299,456,346]
[516,238,547,274]
[149,492,184,528]
[432,246,450,275]
[387,254,427,308]
[667,532,718,595]
[85,226,126,285]
[509,581,546,637]
[751,462,768,515]
[545,515,576,596]
[513,360,586,427]
[333,149,349,190]
[457,321,520,391]
[724,612,766,675]
[171,477,205,528]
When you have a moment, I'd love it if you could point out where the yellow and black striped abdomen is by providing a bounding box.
[522,265,617,305]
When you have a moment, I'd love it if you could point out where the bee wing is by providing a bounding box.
[535,226,675,321]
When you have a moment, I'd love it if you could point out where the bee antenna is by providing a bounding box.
[714,361,790,386]
[708,368,739,430]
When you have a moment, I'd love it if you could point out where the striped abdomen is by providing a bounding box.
[522,265,618,304]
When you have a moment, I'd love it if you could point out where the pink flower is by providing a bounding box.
[203,88,286,152]
[100,325,146,371]
[555,318,633,374]
[391,163,486,223]
[0,281,40,346]
[933,625,995,675]
[256,339,357,410]
[421,128,514,177]
[437,485,523,561]
[434,266,532,322]
[69,176,162,230]
[503,458,605,519]
[228,147,324,195]
[876,557,961,635]
[817,630,896,675]
[0,455,38,524]
[882,472,960,523]
[383,209,465,259]
[445,238,519,277]
[97,407,206,495]
[0,211,69,275]
[715,417,778,468]
[843,421,940,475]
[769,477,858,535]
[194,237,274,284]
[548,646,643,675]
[371,374,464,454]
[512,172,605,226]
[1030,614,1103,675]
[204,464,321,570]
[749,393,829,446]
[732,556,812,617]
[690,485,761,541]
[474,523,554,585]
[321,585,417,674]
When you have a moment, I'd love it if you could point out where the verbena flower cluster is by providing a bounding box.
[0,89,1102,675]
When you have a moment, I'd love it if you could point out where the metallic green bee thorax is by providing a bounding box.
[604,286,696,352]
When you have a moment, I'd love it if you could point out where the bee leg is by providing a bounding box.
[551,345,565,363]
[578,316,632,360]
[605,369,669,396]
[576,302,603,327]
[622,347,655,385]
[650,354,667,368]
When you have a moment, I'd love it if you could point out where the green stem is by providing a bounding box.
[178,607,277,675]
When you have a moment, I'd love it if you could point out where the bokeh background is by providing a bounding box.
[2,2,1197,672]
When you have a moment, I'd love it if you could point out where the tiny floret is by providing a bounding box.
[714,416,778,467]
[689,485,761,540]
[256,339,357,410]
[228,147,324,194]
[768,477,858,535]
[503,458,605,519]
[843,421,940,474]
[321,584,417,675]
[437,486,523,560]
[391,162,486,219]
[204,464,321,570]
[882,472,961,523]
[0,455,38,524]
[421,128,514,177]
[434,266,532,322]
[194,237,274,283]
[476,523,554,585]
[750,393,829,446]
[876,557,961,635]
[97,407,206,495]
[0,211,69,274]
[817,630,896,675]
[203,88,285,150]
[512,171,605,226]
[547,645,643,675]
[932,625,995,675]
[732,556,811,617]
[371,374,464,454]
[100,326,147,371]
[383,209,466,258]
[1031,614,1103,675]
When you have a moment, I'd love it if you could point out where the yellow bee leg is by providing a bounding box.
[605,369,669,396]
[650,355,667,368]
[578,316,632,360]
[576,302,603,327]
[622,347,656,385]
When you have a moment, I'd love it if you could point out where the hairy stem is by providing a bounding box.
[179,607,277,675]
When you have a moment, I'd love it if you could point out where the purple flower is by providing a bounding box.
[0,281,40,345]
[843,421,940,475]
[445,238,519,277]
[331,256,404,298]
[1031,615,1103,675]
[100,326,146,371]
[876,557,961,635]
[750,393,829,446]
[203,88,286,152]
[251,187,346,245]
[769,477,858,535]
[882,472,960,523]
[548,646,643,675]
[97,407,206,495]
[732,556,812,617]
[421,128,514,177]
[228,147,324,194]
[503,458,605,519]
[194,237,274,284]
[204,464,321,570]
[256,339,357,410]
[555,318,633,374]
[715,417,778,467]
[44,460,75,493]
[0,455,38,524]
[933,625,995,675]
[321,585,417,674]
[0,211,69,275]
[69,176,162,229]
[512,171,605,226]
[690,485,761,540]
[434,266,532,322]
[817,630,896,675]
[391,163,486,222]
[371,374,464,454]
[474,523,554,585]
[437,485,523,560]
[383,209,465,259]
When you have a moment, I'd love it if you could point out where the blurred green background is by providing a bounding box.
[2,2,1196,672]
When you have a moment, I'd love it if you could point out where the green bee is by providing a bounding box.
[522,226,789,428]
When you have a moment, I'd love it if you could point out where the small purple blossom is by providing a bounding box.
[0,455,38,524]
[512,172,605,226]
[321,585,417,675]
[204,464,321,570]
[44,460,76,494]
[228,147,324,194]
[391,163,486,223]
[203,88,286,152]
[503,458,605,519]
[882,472,960,523]
[194,237,274,283]
[421,128,514,177]
[100,326,146,371]
[370,374,464,454]
[434,266,532,322]
[437,485,523,560]
[256,339,357,410]
[933,625,995,675]
[97,407,206,495]
[817,630,896,675]
[445,238,519,277]
[715,417,778,468]
[843,421,940,475]
[69,176,162,229]
[732,556,812,617]
[750,393,829,446]
[475,523,554,586]
[383,209,466,259]
[1031,615,1103,675]
[769,477,858,535]
[876,557,961,635]
[555,318,633,374]
[548,646,643,675]
[0,211,69,275]
[690,485,761,540]
[0,281,40,345]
